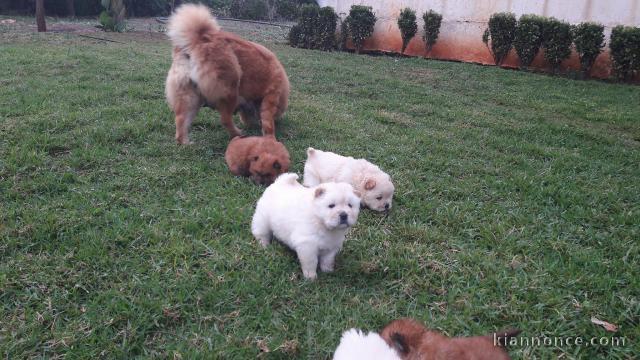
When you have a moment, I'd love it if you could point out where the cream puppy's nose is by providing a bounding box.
[339,212,348,223]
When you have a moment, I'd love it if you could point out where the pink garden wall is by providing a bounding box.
[318,0,640,78]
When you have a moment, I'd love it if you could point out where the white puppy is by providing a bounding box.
[303,148,395,212]
[252,173,361,280]
[333,329,400,360]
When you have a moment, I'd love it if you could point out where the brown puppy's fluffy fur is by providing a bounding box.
[225,136,290,185]
[380,318,520,360]
[166,4,289,144]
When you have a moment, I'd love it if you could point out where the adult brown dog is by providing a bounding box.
[165,4,289,144]
[380,318,520,360]
[225,136,290,185]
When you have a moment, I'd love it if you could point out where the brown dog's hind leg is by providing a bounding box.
[259,94,279,137]
[218,100,243,138]
[174,107,198,145]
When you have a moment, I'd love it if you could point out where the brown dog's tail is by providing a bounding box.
[167,4,219,50]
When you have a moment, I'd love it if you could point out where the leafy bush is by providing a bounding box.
[542,17,572,73]
[100,0,126,32]
[288,24,302,47]
[229,0,268,20]
[513,14,545,68]
[276,0,298,20]
[571,22,605,77]
[297,4,319,48]
[609,25,640,80]
[397,8,417,54]
[287,4,335,50]
[345,5,376,54]
[316,6,337,50]
[422,9,442,53]
[482,12,516,65]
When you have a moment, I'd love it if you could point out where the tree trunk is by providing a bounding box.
[36,0,46,32]
[67,0,75,18]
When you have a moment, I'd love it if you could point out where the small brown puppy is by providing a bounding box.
[225,136,290,185]
[166,4,290,144]
[380,318,520,360]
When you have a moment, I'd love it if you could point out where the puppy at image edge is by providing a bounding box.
[303,148,394,212]
[251,173,361,280]
[333,319,520,360]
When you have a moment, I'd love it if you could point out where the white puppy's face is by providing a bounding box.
[312,183,361,230]
[362,174,395,212]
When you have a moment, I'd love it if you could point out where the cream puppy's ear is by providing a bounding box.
[307,147,316,157]
[315,187,325,198]
[364,179,376,190]
[353,190,362,198]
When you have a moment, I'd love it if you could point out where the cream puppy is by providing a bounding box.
[303,148,394,212]
[333,329,400,360]
[252,173,361,280]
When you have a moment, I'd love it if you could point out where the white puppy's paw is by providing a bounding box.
[256,236,271,247]
[302,270,317,280]
[320,264,334,273]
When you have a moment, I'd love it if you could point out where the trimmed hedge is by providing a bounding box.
[345,5,376,54]
[397,8,417,54]
[422,9,442,54]
[610,25,640,80]
[513,14,545,68]
[542,17,572,73]
[288,24,302,47]
[288,4,337,51]
[296,4,319,48]
[317,6,338,50]
[572,22,605,77]
[483,12,516,65]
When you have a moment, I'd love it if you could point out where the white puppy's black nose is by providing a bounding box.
[339,212,348,223]
[385,203,390,210]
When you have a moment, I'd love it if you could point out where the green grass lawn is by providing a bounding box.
[1,17,639,359]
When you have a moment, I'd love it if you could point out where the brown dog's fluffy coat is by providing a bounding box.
[225,136,290,185]
[166,4,290,144]
[380,318,520,360]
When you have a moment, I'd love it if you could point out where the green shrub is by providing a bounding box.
[571,22,605,77]
[229,0,268,20]
[609,25,640,80]
[513,14,545,68]
[276,0,298,20]
[100,0,126,32]
[345,5,376,54]
[397,8,417,54]
[542,17,572,73]
[422,9,442,53]
[482,12,516,65]
[99,10,116,30]
[317,6,337,50]
[297,4,319,49]
[288,24,302,47]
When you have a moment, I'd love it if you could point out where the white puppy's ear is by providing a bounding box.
[353,190,362,198]
[307,147,316,157]
[364,179,376,190]
[314,187,325,198]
